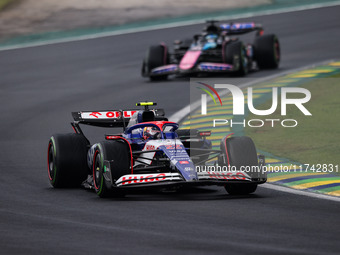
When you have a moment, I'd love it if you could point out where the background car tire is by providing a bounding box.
[142,44,169,81]
[220,136,258,195]
[92,140,131,198]
[254,34,280,69]
[224,41,248,76]
[48,133,89,188]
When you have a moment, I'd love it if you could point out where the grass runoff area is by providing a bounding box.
[245,74,340,169]
[0,0,15,10]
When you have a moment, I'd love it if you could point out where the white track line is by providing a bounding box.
[262,183,340,202]
[169,59,340,202]
[1,1,340,51]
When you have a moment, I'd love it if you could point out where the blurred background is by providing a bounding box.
[0,0,270,41]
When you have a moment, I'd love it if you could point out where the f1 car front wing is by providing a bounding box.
[113,171,266,188]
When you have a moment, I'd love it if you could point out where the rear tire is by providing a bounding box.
[92,140,131,198]
[254,34,280,69]
[224,41,248,76]
[48,133,89,188]
[142,44,169,81]
[220,136,258,195]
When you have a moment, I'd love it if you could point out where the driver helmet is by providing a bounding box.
[143,126,160,140]
[205,34,218,43]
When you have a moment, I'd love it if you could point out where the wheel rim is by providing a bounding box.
[47,142,55,181]
[274,39,280,63]
[93,151,102,191]
[241,46,248,74]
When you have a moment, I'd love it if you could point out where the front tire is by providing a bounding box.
[254,34,280,69]
[92,140,131,198]
[220,136,258,195]
[224,41,248,76]
[47,133,89,188]
[142,44,169,81]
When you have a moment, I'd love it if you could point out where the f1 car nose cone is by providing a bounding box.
[179,50,201,70]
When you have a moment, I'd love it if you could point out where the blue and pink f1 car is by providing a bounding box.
[142,20,280,81]
[47,102,266,198]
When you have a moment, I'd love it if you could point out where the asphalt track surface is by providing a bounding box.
[0,6,340,255]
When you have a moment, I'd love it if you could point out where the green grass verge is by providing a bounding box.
[245,74,340,167]
[0,0,15,10]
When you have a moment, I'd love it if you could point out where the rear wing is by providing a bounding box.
[72,109,166,128]
[220,23,263,35]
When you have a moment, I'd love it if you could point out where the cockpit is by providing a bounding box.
[124,122,179,141]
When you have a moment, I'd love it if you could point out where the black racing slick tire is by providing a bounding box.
[254,34,280,69]
[220,136,258,195]
[92,140,131,198]
[142,44,169,81]
[47,133,89,188]
[224,41,248,76]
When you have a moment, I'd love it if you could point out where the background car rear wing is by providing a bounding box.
[220,22,263,35]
